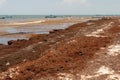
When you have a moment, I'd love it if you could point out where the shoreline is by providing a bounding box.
[0,17,120,80]
[0,18,91,44]
[0,17,92,26]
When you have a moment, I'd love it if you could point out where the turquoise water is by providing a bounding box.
[0,15,88,23]
[0,15,118,20]
[0,15,94,20]
[0,15,45,20]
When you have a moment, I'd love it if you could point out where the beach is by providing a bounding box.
[0,17,120,80]
[0,17,91,44]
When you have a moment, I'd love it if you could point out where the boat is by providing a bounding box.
[45,15,57,18]
[0,17,6,19]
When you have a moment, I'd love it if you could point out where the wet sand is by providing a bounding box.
[0,17,120,80]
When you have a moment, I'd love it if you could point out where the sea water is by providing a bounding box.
[0,15,80,44]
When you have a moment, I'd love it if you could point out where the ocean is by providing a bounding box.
[0,15,117,20]
[0,15,115,44]
[0,15,98,20]
[0,15,84,44]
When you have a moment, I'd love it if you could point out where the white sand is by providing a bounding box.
[96,66,114,75]
[107,44,120,56]
[6,20,45,26]
[86,22,114,37]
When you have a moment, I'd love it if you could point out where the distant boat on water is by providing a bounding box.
[0,17,6,19]
[45,15,57,18]
[0,16,13,19]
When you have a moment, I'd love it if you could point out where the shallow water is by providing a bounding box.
[0,27,18,34]
[0,37,27,45]
[0,23,74,44]
[16,23,73,33]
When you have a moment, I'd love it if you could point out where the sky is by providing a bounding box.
[0,0,120,15]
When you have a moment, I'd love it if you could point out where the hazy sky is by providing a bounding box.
[0,0,120,15]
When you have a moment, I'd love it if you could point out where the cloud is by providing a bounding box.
[63,0,87,4]
[0,0,6,5]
